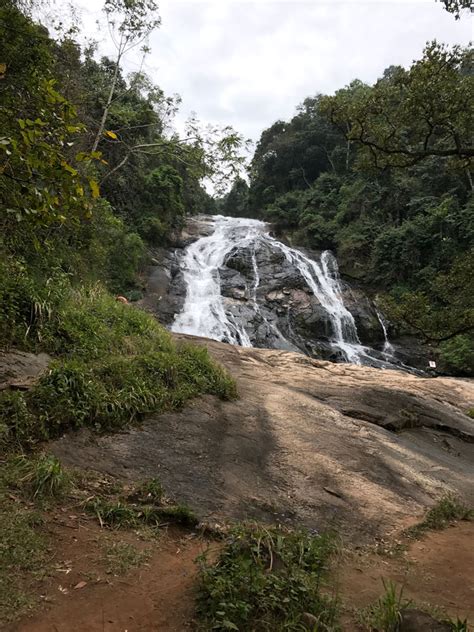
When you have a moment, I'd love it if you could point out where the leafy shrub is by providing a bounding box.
[0,255,70,349]
[439,335,474,377]
[196,524,338,631]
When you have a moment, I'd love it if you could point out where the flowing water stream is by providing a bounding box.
[171,215,398,367]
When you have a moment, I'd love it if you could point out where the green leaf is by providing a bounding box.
[89,179,100,198]
[61,161,78,176]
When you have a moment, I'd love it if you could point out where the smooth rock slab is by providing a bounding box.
[52,336,474,543]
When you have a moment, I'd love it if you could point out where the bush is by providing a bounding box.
[404,494,473,539]
[0,255,70,349]
[439,335,474,377]
[196,524,338,631]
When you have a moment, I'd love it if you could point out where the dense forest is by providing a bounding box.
[222,43,474,375]
[0,0,246,342]
[0,0,472,376]
[0,0,240,451]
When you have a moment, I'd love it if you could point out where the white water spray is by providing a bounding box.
[172,215,370,363]
[269,240,362,363]
[171,217,263,346]
[376,309,396,357]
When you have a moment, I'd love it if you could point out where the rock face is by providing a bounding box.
[0,350,50,391]
[52,336,474,542]
[143,216,427,371]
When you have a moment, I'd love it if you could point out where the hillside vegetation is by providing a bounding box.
[221,43,473,375]
[0,0,241,451]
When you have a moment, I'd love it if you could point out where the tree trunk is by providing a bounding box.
[90,42,124,154]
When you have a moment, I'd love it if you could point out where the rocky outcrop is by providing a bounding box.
[0,350,50,391]
[52,336,474,542]
[142,216,428,371]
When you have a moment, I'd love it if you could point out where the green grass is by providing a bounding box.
[82,473,198,530]
[0,467,48,622]
[196,524,339,631]
[4,453,70,499]
[404,494,473,539]
[358,580,409,632]
[0,286,236,449]
[103,540,151,576]
[86,494,198,530]
[88,498,139,528]
[132,478,164,504]
[358,581,470,632]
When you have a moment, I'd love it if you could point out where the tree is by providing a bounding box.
[0,5,98,247]
[90,0,161,153]
[248,96,347,213]
[319,43,473,182]
[440,0,473,19]
[222,177,250,217]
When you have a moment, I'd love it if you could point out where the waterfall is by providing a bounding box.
[171,216,262,346]
[376,309,396,357]
[269,239,362,363]
[172,215,371,363]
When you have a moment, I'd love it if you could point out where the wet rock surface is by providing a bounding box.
[142,216,428,371]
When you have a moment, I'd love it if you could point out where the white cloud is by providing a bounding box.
[53,0,472,140]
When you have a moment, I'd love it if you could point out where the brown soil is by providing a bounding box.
[337,521,474,628]
[8,515,473,631]
[6,512,214,632]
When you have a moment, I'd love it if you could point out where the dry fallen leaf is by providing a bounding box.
[74,581,87,590]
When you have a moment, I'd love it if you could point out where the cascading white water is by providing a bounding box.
[172,215,367,363]
[376,309,396,357]
[269,240,362,363]
[171,216,263,346]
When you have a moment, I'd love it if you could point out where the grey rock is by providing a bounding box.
[146,217,429,370]
[399,609,451,632]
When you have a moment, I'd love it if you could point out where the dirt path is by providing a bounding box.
[7,515,212,632]
[338,521,474,627]
[10,517,473,631]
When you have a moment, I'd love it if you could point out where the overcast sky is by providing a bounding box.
[59,0,472,142]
